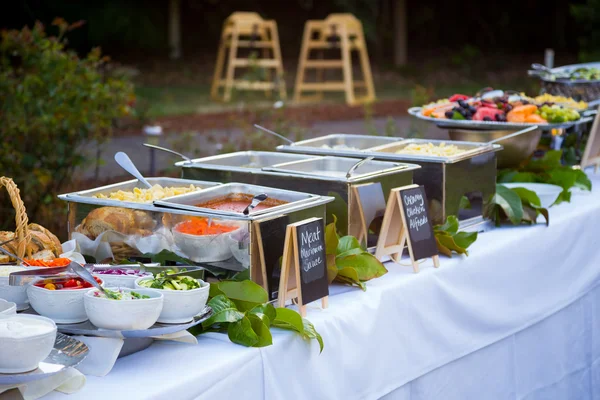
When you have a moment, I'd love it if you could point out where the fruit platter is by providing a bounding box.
[408,89,595,130]
[528,62,600,105]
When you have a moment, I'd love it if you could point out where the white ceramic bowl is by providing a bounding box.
[91,272,153,289]
[0,314,57,373]
[0,299,16,316]
[172,221,242,263]
[27,277,104,324]
[135,277,209,324]
[84,288,163,330]
[0,266,29,311]
[502,183,563,208]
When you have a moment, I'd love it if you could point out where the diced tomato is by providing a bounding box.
[64,279,78,288]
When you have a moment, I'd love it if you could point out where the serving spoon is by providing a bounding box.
[243,193,268,215]
[142,143,193,163]
[253,124,295,145]
[68,261,119,299]
[114,152,153,189]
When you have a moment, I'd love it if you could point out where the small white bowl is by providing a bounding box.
[135,277,209,324]
[84,288,163,330]
[27,277,104,324]
[91,272,153,289]
[502,183,563,208]
[0,266,29,311]
[0,299,16,316]
[172,221,242,263]
[0,314,57,373]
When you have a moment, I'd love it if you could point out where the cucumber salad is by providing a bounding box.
[138,270,201,291]
[94,288,150,300]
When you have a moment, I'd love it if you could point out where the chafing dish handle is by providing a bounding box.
[346,156,375,178]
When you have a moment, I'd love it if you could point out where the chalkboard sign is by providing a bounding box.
[350,182,387,249]
[278,218,329,316]
[398,186,438,261]
[255,215,290,301]
[295,218,328,304]
[375,185,439,273]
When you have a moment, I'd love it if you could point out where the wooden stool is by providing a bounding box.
[293,13,376,106]
[211,12,286,102]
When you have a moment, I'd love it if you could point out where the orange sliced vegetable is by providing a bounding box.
[506,112,527,123]
[509,105,538,115]
[176,218,238,236]
[24,258,71,267]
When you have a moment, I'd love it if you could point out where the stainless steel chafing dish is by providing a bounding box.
[273,134,404,157]
[59,180,333,300]
[278,136,502,229]
[176,152,420,246]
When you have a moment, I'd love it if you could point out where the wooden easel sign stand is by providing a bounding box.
[375,185,440,273]
[278,218,329,317]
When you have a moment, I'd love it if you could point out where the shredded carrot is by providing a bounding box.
[176,219,238,236]
[24,258,71,267]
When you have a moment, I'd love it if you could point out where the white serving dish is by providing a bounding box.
[0,298,17,316]
[0,314,57,373]
[84,288,163,330]
[172,221,243,263]
[27,277,104,324]
[135,277,210,324]
[0,266,29,311]
[91,272,154,289]
[502,183,563,208]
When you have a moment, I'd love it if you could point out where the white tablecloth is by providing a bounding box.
[44,173,600,400]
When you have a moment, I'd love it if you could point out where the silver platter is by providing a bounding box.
[25,305,213,339]
[0,333,88,385]
[408,107,594,130]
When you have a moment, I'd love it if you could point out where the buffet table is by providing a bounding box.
[44,172,600,400]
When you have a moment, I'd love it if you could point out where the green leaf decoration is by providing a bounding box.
[326,253,338,284]
[336,267,367,291]
[249,303,277,326]
[433,216,478,257]
[228,316,259,347]
[493,184,524,225]
[201,295,245,329]
[302,319,324,353]
[510,187,542,207]
[246,314,273,347]
[336,253,388,281]
[215,280,268,311]
[272,307,305,333]
[325,215,339,255]
[574,169,592,191]
[337,236,362,255]
[459,196,471,210]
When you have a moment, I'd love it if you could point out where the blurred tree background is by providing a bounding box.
[1,0,593,64]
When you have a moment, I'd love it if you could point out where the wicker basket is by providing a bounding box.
[0,177,32,260]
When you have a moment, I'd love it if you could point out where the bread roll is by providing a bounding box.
[28,224,62,256]
[80,207,156,239]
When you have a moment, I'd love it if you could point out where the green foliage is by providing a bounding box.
[0,19,134,227]
[433,216,478,257]
[485,184,549,227]
[497,150,592,205]
[189,280,323,352]
[324,215,388,291]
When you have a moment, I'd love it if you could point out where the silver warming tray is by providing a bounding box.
[60,178,221,211]
[278,135,502,227]
[154,183,320,218]
[178,152,419,244]
[367,138,503,164]
[183,151,318,171]
[275,134,403,157]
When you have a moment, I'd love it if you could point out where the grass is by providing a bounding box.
[134,76,539,118]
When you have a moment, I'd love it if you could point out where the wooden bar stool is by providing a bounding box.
[293,13,376,106]
[211,12,286,102]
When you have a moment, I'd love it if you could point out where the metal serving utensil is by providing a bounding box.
[243,193,268,215]
[486,125,539,145]
[253,124,295,145]
[0,245,29,266]
[68,262,119,299]
[114,152,153,189]
[142,143,193,163]
[8,266,70,286]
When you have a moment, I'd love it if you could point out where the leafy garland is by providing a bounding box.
[188,280,323,351]
[325,216,388,290]
[497,150,591,205]
[433,215,478,257]
[486,184,549,227]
